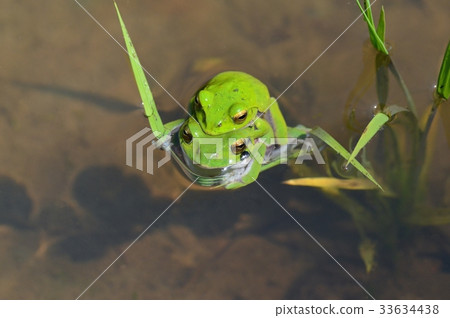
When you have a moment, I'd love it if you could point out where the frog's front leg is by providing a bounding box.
[262,97,288,144]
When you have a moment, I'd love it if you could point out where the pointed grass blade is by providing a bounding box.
[363,0,374,25]
[310,127,382,190]
[346,112,389,167]
[115,2,166,139]
[345,105,409,168]
[376,6,386,44]
[356,0,389,55]
[437,41,450,100]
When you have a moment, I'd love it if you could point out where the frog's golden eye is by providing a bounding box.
[231,138,246,155]
[181,125,193,144]
[233,110,248,124]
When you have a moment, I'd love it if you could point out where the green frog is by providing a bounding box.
[188,71,288,143]
[176,71,310,189]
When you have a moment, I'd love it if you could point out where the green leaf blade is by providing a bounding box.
[114,2,166,139]
[356,0,389,55]
[363,0,374,26]
[376,6,386,44]
[346,112,389,167]
[437,41,450,100]
[310,127,383,190]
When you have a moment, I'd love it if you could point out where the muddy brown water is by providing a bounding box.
[0,0,449,299]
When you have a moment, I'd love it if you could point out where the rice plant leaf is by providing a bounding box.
[356,0,389,55]
[363,0,373,26]
[283,177,378,190]
[376,6,386,43]
[115,2,166,139]
[437,41,450,100]
[346,112,389,167]
[310,127,382,190]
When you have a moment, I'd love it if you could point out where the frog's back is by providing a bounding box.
[205,71,271,109]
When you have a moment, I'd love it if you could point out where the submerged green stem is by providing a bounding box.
[388,61,417,117]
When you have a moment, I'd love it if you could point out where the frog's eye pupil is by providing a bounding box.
[233,110,248,124]
[195,95,200,105]
[181,125,193,144]
[231,139,246,154]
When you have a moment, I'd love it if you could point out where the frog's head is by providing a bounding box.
[179,117,255,170]
[189,71,272,135]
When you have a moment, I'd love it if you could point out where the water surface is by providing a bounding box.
[0,0,449,299]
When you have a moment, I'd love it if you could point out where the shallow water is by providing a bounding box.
[0,0,449,299]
